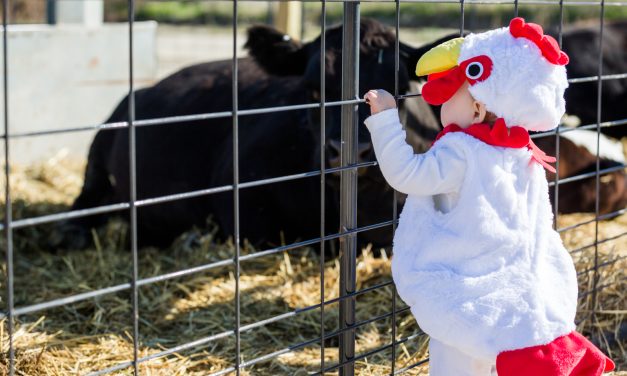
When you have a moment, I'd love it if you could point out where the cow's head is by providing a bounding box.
[245,19,455,245]
[245,18,454,161]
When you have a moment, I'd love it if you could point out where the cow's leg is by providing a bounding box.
[49,129,117,250]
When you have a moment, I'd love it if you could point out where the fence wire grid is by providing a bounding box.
[1,0,626,375]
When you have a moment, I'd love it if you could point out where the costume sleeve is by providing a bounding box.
[364,108,466,196]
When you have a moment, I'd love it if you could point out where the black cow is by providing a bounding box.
[52,19,445,250]
[560,21,627,139]
[54,19,626,251]
[534,21,627,214]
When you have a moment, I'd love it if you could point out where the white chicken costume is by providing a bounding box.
[364,18,615,376]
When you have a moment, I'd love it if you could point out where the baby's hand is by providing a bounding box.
[364,89,396,115]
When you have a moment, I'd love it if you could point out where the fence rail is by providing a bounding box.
[3,74,626,140]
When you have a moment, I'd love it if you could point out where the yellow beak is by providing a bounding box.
[416,37,464,76]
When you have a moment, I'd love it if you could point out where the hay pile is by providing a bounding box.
[0,150,624,375]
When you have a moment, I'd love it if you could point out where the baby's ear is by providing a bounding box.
[472,101,488,124]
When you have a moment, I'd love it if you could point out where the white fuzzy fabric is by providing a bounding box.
[459,27,569,132]
[429,338,497,376]
[365,109,578,361]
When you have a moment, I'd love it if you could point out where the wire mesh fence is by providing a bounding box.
[1,0,626,375]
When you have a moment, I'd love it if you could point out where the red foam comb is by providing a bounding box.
[509,17,569,66]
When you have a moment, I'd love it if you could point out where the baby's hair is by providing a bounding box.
[471,93,498,126]
[484,111,498,126]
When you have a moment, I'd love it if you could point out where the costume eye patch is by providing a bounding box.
[460,55,493,84]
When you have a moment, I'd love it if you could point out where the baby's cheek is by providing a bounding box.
[441,97,475,128]
[440,101,455,126]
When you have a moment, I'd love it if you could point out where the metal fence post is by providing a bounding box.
[127,0,140,374]
[2,0,15,374]
[47,0,57,25]
[591,0,606,325]
[339,2,359,376]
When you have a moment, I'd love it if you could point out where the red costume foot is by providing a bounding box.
[496,331,615,376]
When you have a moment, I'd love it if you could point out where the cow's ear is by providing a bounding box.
[245,25,309,76]
[400,33,465,81]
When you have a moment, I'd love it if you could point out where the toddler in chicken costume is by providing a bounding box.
[364,18,615,376]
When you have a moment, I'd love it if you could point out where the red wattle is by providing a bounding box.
[435,119,529,148]
[433,119,558,173]
[422,66,466,105]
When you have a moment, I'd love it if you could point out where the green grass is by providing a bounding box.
[124,1,627,28]
[134,1,270,25]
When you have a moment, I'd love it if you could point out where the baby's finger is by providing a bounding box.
[364,90,377,103]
